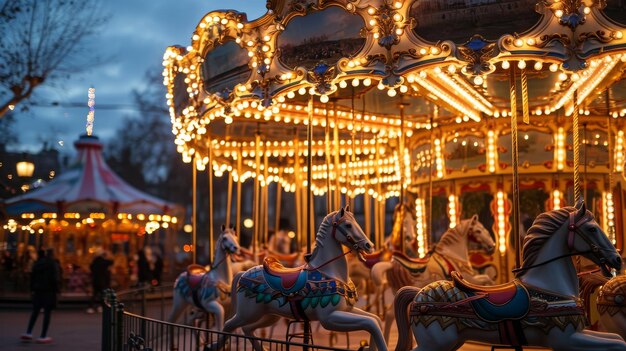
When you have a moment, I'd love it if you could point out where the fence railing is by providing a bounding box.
[102,289,354,351]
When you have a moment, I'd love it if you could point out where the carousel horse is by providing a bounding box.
[580,272,626,340]
[372,214,495,341]
[394,202,626,351]
[348,203,418,314]
[168,225,240,332]
[211,206,387,351]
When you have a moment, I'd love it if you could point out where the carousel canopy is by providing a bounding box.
[162,0,626,200]
[2,134,183,220]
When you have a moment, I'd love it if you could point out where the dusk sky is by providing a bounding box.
[9,0,266,153]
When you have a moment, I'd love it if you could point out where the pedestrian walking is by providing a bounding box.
[21,248,61,343]
[87,249,113,314]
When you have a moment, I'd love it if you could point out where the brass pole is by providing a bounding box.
[263,149,269,245]
[333,101,341,209]
[428,109,436,252]
[509,65,522,269]
[253,131,261,260]
[294,130,302,249]
[226,168,233,227]
[192,156,197,264]
[307,95,314,252]
[325,103,332,213]
[208,143,214,263]
[398,102,406,254]
[573,90,581,204]
[236,149,242,236]
[606,88,616,244]
[274,174,282,233]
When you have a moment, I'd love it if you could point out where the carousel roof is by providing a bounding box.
[2,134,183,217]
[162,0,626,199]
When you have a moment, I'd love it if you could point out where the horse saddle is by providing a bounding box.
[267,250,301,266]
[391,251,430,274]
[186,264,207,290]
[262,256,308,296]
[362,249,389,269]
[452,271,530,323]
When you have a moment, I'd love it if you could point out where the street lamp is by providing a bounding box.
[16,159,34,191]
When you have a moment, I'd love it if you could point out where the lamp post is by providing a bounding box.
[16,159,35,192]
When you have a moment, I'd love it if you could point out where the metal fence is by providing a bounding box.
[102,289,354,351]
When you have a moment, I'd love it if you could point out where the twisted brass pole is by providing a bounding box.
[573,90,581,204]
[509,66,521,269]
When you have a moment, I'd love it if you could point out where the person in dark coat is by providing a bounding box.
[136,248,151,286]
[21,249,60,343]
[87,249,113,313]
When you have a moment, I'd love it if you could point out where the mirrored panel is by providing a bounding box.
[445,135,486,171]
[202,41,251,95]
[278,6,365,69]
[410,0,541,43]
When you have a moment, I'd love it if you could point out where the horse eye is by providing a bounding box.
[345,223,352,229]
[588,227,597,233]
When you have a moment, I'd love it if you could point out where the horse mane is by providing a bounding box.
[307,210,338,262]
[438,218,468,247]
[517,206,589,277]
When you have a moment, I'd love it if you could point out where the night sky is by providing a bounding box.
[9,0,266,152]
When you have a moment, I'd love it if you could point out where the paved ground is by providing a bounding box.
[0,296,547,351]
[0,306,101,351]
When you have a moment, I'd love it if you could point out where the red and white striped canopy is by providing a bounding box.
[3,135,182,217]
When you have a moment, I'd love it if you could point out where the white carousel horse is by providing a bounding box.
[168,225,240,332]
[212,206,387,351]
[580,272,626,340]
[372,214,495,341]
[395,202,626,351]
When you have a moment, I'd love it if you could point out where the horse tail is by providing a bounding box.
[388,260,413,292]
[394,286,420,351]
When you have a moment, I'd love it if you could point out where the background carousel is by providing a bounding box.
[162,0,626,348]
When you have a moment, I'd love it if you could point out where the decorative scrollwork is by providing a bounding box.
[127,332,152,351]
[307,63,337,95]
[364,53,387,67]
[455,35,498,76]
[535,33,572,48]
[374,3,401,50]
[578,30,616,44]
[199,11,247,52]
[542,0,590,30]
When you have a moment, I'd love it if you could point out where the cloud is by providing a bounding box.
[9,0,266,153]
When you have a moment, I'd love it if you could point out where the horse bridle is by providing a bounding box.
[211,232,238,270]
[332,215,369,251]
[305,214,369,271]
[513,211,613,275]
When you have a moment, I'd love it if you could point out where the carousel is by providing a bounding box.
[1,91,184,271]
[161,0,626,350]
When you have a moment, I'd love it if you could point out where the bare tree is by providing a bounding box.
[0,0,107,118]
[106,68,178,186]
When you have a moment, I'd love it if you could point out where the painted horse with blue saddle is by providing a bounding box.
[209,206,387,351]
[394,202,626,351]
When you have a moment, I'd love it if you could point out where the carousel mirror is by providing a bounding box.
[277,6,365,69]
[202,41,251,95]
[409,0,542,43]
[172,73,188,116]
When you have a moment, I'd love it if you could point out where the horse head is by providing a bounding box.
[568,202,621,277]
[219,224,241,256]
[466,214,496,255]
[334,205,374,261]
